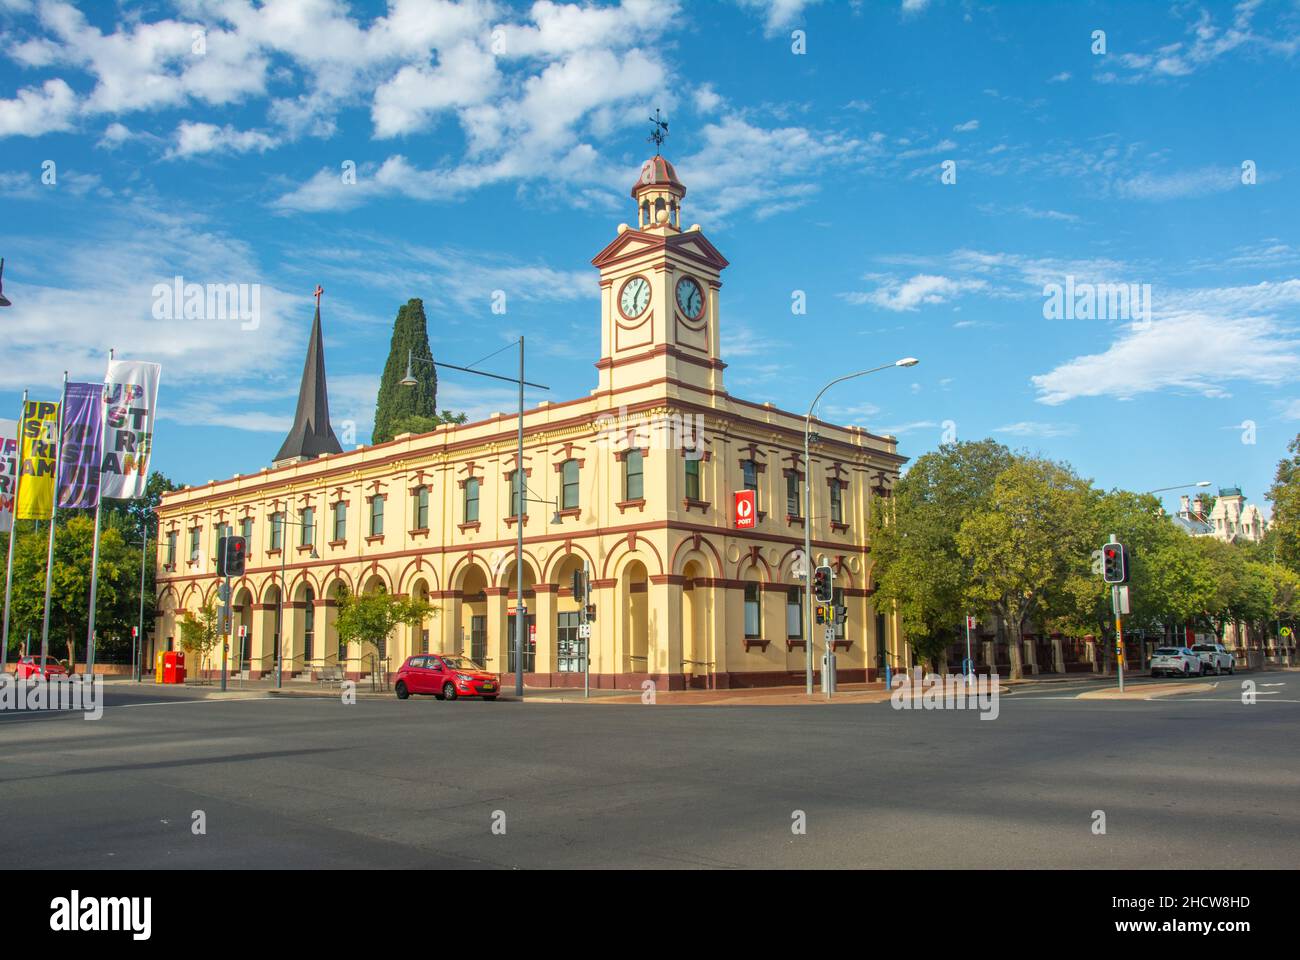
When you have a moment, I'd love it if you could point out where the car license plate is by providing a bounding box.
[482,683,495,690]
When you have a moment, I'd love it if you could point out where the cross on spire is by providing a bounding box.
[647,108,668,154]
[314,284,324,307]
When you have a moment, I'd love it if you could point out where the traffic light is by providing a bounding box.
[217,535,247,577]
[1101,542,1127,584]
[834,604,847,625]
[585,603,596,623]
[813,565,833,603]
[572,569,587,603]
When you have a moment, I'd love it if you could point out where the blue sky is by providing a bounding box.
[1,0,1298,515]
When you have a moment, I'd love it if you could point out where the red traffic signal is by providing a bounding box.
[812,565,833,603]
[1101,542,1127,584]
[217,535,247,577]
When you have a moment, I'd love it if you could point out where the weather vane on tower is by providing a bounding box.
[647,108,668,155]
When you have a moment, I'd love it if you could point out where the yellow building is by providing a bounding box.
[154,155,908,689]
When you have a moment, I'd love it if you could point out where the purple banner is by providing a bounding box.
[58,382,104,510]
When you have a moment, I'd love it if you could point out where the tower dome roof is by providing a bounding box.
[631,155,685,198]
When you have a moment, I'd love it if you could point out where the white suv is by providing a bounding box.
[1150,646,1203,678]
[1191,642,1235,675]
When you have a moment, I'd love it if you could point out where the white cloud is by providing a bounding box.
[733,0,823,35]
[370,39,500,138]
[993,421,1077,438]
[0,79,77,137]
[953,119,979,132]
[1032,296,1300,406]
[1113,166,1241,201]
[166,122,279,159]
[902,0,930,13]
[844,274,989,312]
[693,84,723,113]
[1048,71,1071,83]
[1098,0,1298,83]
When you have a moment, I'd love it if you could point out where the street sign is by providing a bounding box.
[220,610,233,635]
[218,582,230,602]
[966,616,977,630]
[1112,585,1130,616]
[734,489,756,529]
[578,623,591,640]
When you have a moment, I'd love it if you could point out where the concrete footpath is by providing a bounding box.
[98,665,1294,706]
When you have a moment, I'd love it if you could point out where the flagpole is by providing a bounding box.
[1,389,29,673]
[85,349,112,678]
[39,373,67,674]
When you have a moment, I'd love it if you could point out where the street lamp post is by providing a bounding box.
[1147,481,1211,495]
[402,338,550,699]
[803,358,918,697]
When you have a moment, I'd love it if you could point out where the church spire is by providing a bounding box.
[274,285,343,465]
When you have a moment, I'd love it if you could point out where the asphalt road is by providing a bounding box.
[2,674,1298,869]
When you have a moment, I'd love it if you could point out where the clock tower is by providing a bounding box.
[591,155,729,397]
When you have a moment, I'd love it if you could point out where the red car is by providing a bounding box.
[394,654,499,701]
[13,656,69,679]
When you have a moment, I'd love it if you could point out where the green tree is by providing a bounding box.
[1266,433,1300,574]
[335,590,436,673]
[1054,488,1206,672]
[869,439,1014,669]
[372,298,437,444]
[5,514,136,667]
[178,599,221,677]
[956,456,1093,679]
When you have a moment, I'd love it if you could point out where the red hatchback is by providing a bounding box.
[13,657,69,679]
[394,654,499,701]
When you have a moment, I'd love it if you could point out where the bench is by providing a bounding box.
[315,663,345,685]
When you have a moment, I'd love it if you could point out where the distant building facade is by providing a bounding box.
[152,156,908,688]
[1172,487,1268,543]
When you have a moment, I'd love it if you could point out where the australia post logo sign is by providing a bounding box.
[734,490,756,529]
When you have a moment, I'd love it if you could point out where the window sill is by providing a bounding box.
[365,534,385,545]
[742,638,770,652]
[830,521,849,533]
[682,498,710,514]
[328,539,346,548]
[458,521,481,533]
[616,498,646,514]
[832,639,853,651]
[296,545,315,554]
[556,507,581,521]
[409,527,430,538]
[786,638,807,651]
[504,514,529,528]
[266,549,282,557]
[785,513,803,527]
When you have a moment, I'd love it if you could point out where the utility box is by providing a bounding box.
[161,650,186,684]
[155,650,165,684]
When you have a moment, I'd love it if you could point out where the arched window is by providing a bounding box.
[303,586,315,661]
[561,459,580,510]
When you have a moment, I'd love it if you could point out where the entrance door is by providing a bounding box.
[507,613,536,673]
[470,616,487,663]
[557,612,584,672]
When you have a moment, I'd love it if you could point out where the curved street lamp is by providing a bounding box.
[803,357,918,697]
[0,258,11,307]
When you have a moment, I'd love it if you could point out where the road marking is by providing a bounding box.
[115,697,281,708]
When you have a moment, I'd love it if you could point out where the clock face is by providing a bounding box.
[675,277,704,319]
[619,276,651,318]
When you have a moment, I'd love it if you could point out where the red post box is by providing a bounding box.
[162,650,187,684]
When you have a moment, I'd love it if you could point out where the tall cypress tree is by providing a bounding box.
[373,298,437,444]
